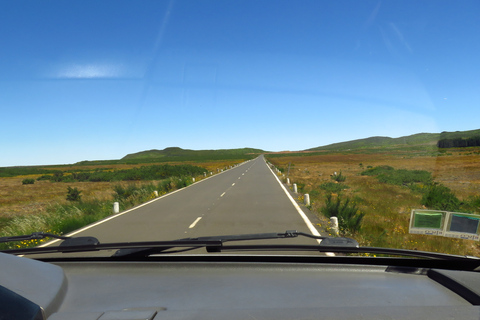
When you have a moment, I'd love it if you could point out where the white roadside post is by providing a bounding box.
[293,183,297,193]
[304,194,310,206]
[113,202,120,214]
[287,178,290,185]
[154,190,158,197]
[330,217,339,236]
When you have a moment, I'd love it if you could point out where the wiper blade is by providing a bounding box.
[0,232,99,253]
[0,232,69,243]
[182,230,358,252]
[0,230,358,257]
[111,230,358,257]
[6,230,475,263]
[3,239,222,256]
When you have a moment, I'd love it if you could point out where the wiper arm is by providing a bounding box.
[182,230,359,252]
[183,230,304,242]
[183,230,357,244]
[0,232,99,253]
[111,231,358,257]
[0,232,69,243]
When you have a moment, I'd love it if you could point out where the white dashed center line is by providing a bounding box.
[189,217,202,229]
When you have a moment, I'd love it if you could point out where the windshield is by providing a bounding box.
[1,0,479,258]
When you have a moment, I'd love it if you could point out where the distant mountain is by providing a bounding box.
[121,147,266,161]
[307,129,480,151]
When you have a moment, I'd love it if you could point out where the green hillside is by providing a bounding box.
[120,147,266,163]
[0,147,265,176]
[308,129,480,151]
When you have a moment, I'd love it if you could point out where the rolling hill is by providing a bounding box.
[307,129,480,151]
[121,147,266,162]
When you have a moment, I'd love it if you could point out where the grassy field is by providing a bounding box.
[266,147,480,256]
[0,159,245,248]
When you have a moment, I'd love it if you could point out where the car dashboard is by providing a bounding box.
[3,252,480,320]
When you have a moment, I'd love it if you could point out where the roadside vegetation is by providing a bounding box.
[321,194,365,233]
[266,147,480,256]
[0,159,245,250]
[36,164,207,183]
[0,178,195,250]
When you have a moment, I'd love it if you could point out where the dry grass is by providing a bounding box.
[267,148,480,256]
[0,176,115,218]
[0,159,243,225]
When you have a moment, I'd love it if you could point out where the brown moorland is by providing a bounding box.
[266,148,480,256]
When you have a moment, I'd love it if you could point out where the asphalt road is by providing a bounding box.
[60,155,323,248]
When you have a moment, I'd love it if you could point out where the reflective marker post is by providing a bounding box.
[113,202,120,214]
[304,194,310,206]
[330,217,339,236]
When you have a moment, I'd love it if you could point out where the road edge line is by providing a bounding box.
[263,158,335,256]
[264,159,321,238]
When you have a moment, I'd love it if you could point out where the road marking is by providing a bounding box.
[220,192,226,197]
[38,159,255,247]
[189,217,202,229]
[267,163,320,237]
[264,158,335,256]
[232,183,235,186]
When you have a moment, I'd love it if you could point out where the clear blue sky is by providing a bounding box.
[1,0,479,166]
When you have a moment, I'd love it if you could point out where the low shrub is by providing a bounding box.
[361,166,432,187]
[321,194,365,234]
[112,183,157,208]
[36,164,207,183]
[361,165,394,176]
[331,171,346,182]
[66,187,82,202]
[176,176,193,189]
[309,189,320,198]
[421,183,461,212]
[462,196,480,213]
[22,178,35,185]
[113,184,138,201]
[319,182,347,194]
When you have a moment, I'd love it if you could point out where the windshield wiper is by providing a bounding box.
[0,232,99,246]
[0,230,357,256]
[182,230,358,246]
[0,232,69,243]
[111,230,359,257]
[3,231,479,265]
